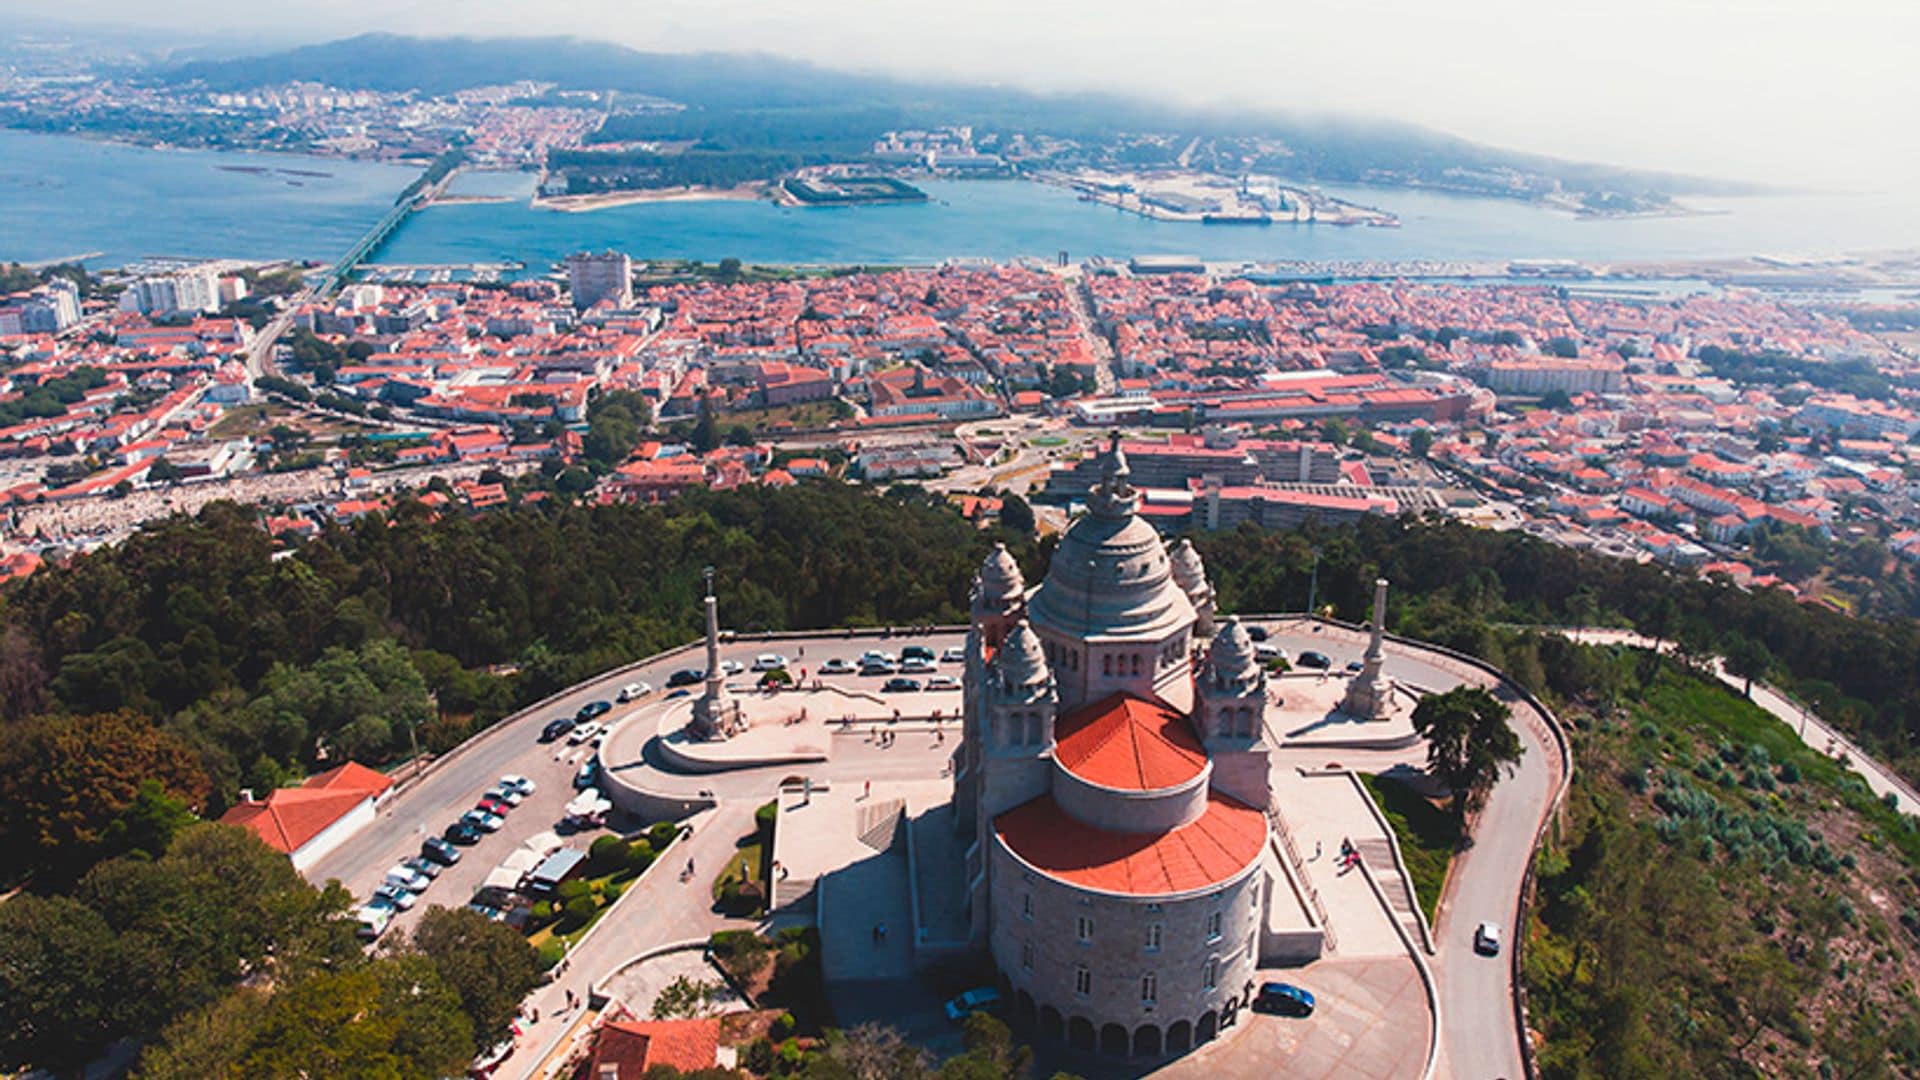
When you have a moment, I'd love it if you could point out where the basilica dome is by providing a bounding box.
[1027,436,1197,643]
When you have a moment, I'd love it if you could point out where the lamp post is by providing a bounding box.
[1305,547,1321,617]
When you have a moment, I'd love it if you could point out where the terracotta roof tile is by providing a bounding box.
[995,790,1266,896]
[1052,693,1206,791]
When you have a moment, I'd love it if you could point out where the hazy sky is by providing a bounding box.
[23,0,1920,188]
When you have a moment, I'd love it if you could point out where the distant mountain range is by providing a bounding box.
[159,33,1753,199]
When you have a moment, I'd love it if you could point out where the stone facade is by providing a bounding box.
[954,434,1276,1058]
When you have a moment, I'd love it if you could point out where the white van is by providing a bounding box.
[355,904,393,941]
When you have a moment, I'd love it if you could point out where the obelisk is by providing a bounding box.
[1340,577,1396,720]
[692,567,742,739]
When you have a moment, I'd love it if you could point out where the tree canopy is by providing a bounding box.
[1409,685,1524,817]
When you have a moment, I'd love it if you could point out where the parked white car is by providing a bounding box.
[500,774,536,796]
[461,808,504,833]
[483,784,525,807]
[752,653,789,672]
[616,682,652,702]
[385,865,432,892]
[568,721,603,745]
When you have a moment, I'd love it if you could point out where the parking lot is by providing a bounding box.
[305,631,971,941]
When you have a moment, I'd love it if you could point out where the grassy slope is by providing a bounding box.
[1524,651,1920,1079]
[1360,772,1459,923]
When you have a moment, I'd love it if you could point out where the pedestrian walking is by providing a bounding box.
[864,779,872,799]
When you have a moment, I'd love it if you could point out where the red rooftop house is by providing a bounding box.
[578,1017,721,1079]
[219,762,394,873]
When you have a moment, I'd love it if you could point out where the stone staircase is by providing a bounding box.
[1356,836,1425,945]
[773,867,819,914]
[858,798,906,853]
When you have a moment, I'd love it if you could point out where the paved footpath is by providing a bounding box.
[501,800,760,1080]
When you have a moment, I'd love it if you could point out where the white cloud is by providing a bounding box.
[27,0,1920,187]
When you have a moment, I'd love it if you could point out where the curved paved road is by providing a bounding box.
[1258,620,1553,1080]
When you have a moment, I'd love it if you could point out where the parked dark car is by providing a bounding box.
[882,677,922,693]
[1297,650,1332,669]
[901,645,936,662]
[575,700,612,722]
[443,821,483,846]
[1252,982,1315,1017]
[1244,624,1270,642]
[667,668,705,688]
[541,717,575,742]
[421,836,462,865]
[574,757,600,790]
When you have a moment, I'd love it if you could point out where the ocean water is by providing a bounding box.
[0,130,417,266]
[4,129,1919,270]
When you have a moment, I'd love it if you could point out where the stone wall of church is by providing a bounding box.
[989,841,1265,1041]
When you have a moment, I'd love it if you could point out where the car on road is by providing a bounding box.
[901,645,936,663]
[1255,644,1288,664]
[483,784,524,807]
[667,668,705,688]
[461,808,504,833]
[944,987,1000,1022]
[718,659,745,676]
[1245,624,1270,642]
[575,758,599,789]
[819,657,856,675]
[859,650,897,667]
[401,856,443,880]
[900,657,936,674]
[443,821,484,846]
[861,660,899,676]
[385,865,432,892]
[541,717,576,742]
[422,836,463,864]
[500,775,536,797]
[1252,982,1315,1017]
[616,682,652,702]
[882,677,922,693]
[665,688,690,699]
[1474,921,1502,956]
[575,700,612,722]
[941,646,966,663]
[752,653,789,671]
[926,675,961,690]
[1297,650,1332,669]
[372,882,419,911]
[475,797,513,818]
[568,721,604,745]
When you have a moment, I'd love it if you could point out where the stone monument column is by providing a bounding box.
[1340,577,1396,721]
[692,566,742,740]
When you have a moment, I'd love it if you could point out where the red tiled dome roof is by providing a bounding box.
[995,789,1266,896]
[1052,693,1205,791]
